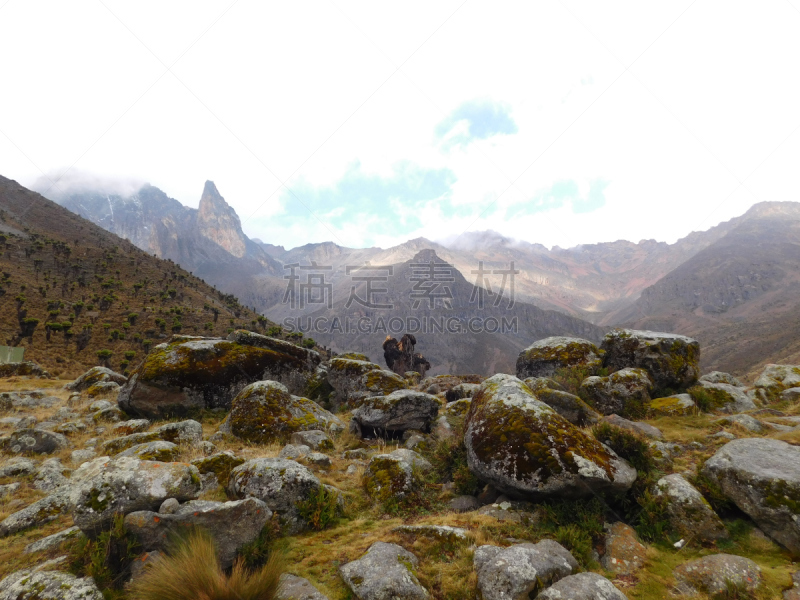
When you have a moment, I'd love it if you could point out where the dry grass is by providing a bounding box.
[127,528,283,600]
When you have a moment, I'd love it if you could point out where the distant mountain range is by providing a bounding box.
[41,179,800,379]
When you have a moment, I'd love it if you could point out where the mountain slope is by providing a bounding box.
[0,176,270,378]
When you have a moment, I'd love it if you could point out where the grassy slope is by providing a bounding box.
[0,175,274,379]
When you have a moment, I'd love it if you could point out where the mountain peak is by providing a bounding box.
[197,181,247,258]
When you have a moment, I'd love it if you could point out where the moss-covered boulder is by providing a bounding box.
[649,393,695,416]
[701,438,800,555]
[655,474,728,543]
[754,364,800,403]
[535,388,600,426]
[228,380,343,444]
[191,451,245,487]
[228,457,333,533]
[580,368,653,418]
[66,366,127,392]
[464,374,636,500]
[117,334,318,418]
[116,441,180,461]
[362,454,417,503]
[601,329,699,391]
[350,390,440,438]
[516,336,603,379]
[690,381,756,414]
[418,374,484,395]
[327,358,406,406]
[0,361,50,379]
[68,456,202,536]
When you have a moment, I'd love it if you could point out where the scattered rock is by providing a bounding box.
[700,371,744,387]
[340,542,429,600]
[102,431,161,455]
[714,414,765,433]
[86,382,121,398]
[125,497,271,568]
[326,357,407,407]
[305,452,331,468]
[464,374,636,500]
[33,458,70,493]
[0,569,102,599]
[649,393,696,416]
[444,382,480,403]
[701,438,800,554]
[448,495,480,513]
[24,526,84,554]
[538,572,629,600]
[228,457,332,533]
[601,329,699,391]
[290,430,334,452]
[350,390,439,438]
[474,540,578,600]
[342,449,368,460]
[229,380,342,444]
[69,456,202,535]
[754,364,800,402]
[0,493,72,536]
[0,361,51,379]
[673,553,762,596]
[602,414,663,439]
[0,457,37,477]
[516,336,603,379]
[191,451,245,488]
[656,474,728,543]
[70,449,96,465]
[66,366,127,391]
[601,522,646,574]
[362,454,418,502]
[277,573,330,600]
[111,419,150,436]
[536,388,601,426]
[697,381,757,414]
[710,431,736,440]
[580,368,653,418]
[442,398,472,418]
[159,498,180,514]
[280,444,311,460]
[393,524,469,542]
[117,441,180,461]
[0,428,68,455]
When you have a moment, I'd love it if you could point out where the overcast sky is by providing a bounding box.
[2,1,799,250]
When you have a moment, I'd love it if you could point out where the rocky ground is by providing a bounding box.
[1,329,800,599]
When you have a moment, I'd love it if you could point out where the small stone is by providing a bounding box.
[448,495,480,513]
[601,522,646,575]
[159,498,180,514]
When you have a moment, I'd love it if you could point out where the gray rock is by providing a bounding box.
[673,553,762,596]
[326,358,407,407]
[190,451,245,488]
[0,482,20,498]
[279,444,311,460]
[305,452,331,468]
[350,390,439,437]
[710,431,736,440]
[580,368,653,418]
[70,449,96,465]
[754,364,800,401]
[516,337,603,379]
[444,382,480,403]
[67,366,127,391]
[714,414,765,433]
[23,526,84,554]
[276,573,329,600]
[0,493,71,536]
[700,371,744,387]
[159,498,180,514]
[448,495,480,513]
[474,540,578,600]
[781,387,800,403]
[538,572,628,600]
[699,381,756,414]
[88,400,113,412]
[53,421,87,435]
[129,550,162,581]
[125,497,271,568]
[342,449,368,460]
[602,414,663,439]
[290,430,334,452]
[339,542,429,600]
[388,448,432,471]
[87,382,121,398]
[0,457,37,477]
[117,441,180,462]
[362,454,417,502]
[601,522,646,574]
[90,406,124,423]
[33,458,70,493]
[601,329,699,390]
[102,432,161,455]
[392,524,469,541]
[154,420,203,445]
[228,457,329,534]
[69,456,202,535]
[536,388,601,426]
[656,474,728,543]
[701,438,800,554]
[111,419,150,435]
[464,374,636,500]
[1,428,68,454]
[0,569,103,599]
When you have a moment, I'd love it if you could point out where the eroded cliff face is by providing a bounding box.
[196,181,247,259]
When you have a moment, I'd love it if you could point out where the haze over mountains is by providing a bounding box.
[40,178,800,379]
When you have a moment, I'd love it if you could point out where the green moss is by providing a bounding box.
[362,457,412,503]
[88,487,111,512]
[364,369,406,394]
[688,385,731,412]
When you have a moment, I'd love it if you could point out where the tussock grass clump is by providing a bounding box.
[296,486,342,531]
[424,431,479,496]
[128,528,283,600]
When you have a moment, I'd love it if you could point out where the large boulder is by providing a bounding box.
[649,393,695,416]
[754,364,800,402]
[474,540,578,600]
[340,542,429,600]
[535,388,600,426]
[0,569,103,599]
[350,390,439,438]
[701,438,800,554]
[68,456,202,535]
[580,368,653,418]
[464,374,636,500]
[655,474,728,543]
[117,334,319,418]
[537,572,628,600]
[362,450,431,503]
[66,366,127,392]
[673,554,762,596]
[0,493,72,536]
[696,381,756,414]
[228,457,331,533]
[228,381,342,444]
[516,336,603,379]
[0,361,50,378]
[124,497,271,568]
[326,358,406,406]
[601,329,699,391]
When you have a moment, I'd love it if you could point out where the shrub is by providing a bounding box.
[124,351,136,360]
[69,513,140,591]
[267,326,282,337]
[302,338,316,348]
[536,498,606,567]
[425,433,479,495]
[688,385,728,413]
[296,486,341,531]
[591,422,656,474]
[128,528,283,600]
